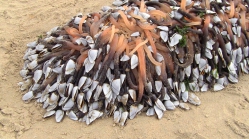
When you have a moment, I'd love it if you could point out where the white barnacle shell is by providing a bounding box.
[114,111,121,124]
[131,32,140,37]
[46,103,57,112]
[189,81,199,92]
[84,58,95,73]
[227,62,236,75]
[157,26,168,31]
[205,48,212,59]
[102,6,112,12]
[120,74,126,85]
[170,10,183,19]
[112,0,124,6]
[74,16,83,24]
[111,79,121,95]
[27,41,37,48]
[55,110,64,123]
[168,33,182,47]
[228,73,238,83]
[85,110,103,125]
[27,60,38,70]
[173,101,180,107]
[77,92,84,109]
[120,54,130,61]
[103,83,112,99]
[130,54,138,69]
[62,98,74,111]
[36,44,45,51]
[129,105,138,119]
[184,65,191,77]
[119,111,128,126]
[146,107,155,116]
[20,70,28,78]
[155,65,161,76]
[94,85,102,101]
[58,97,68,106]
[43,110,55,118]
[49,92,59,105]
[179,103,190,110]
[128,89,136,101]
[58,83,66,97]
[213,16,221,23]
[213,83,224,91]
[155,99,166,111]
[140,12,150,20]
[18,78,32,91]
[154,105,163,119]
[120,94,128,106]
[201,83,208,92]
[82,78,92,90]
[160,31,168,42]
[188,93,201,106]
[237,26,241,37]
[22,91,34,102]
[33,70,43,83]
[88,49,98,63]
[28,54,38,61]
[68,111,78,121]
[155,81,162,92]
[168,78,173,89]
[65,59,76,75]
[78,76,87,89]
[71,86,79,102]
[146,82,152,93]
[199,58,207,71]
[86,36,94,44]
[164,100,175,110]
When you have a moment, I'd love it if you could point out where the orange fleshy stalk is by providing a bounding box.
[109,16,121,29]
[238,3,247,11]
[118,10,137,31]
[228,1,235,18]
[60,40,85,51]
[78,15,87,34]
[140,0,146,12]
[240,11,246,30]
[181,0,186,11]
[149,10,168,18]
[144,30,157,57]
[150,31,160,39]
[76,50,89,70]
[137,21,157,30]
[205,0,210,10]
[109,25,116,43]
[136,38,146,102]
[143,45,162,66]
[129,38,148,56]
[128,11,147,22]
[64,26,81,38]
[116,34,127,54]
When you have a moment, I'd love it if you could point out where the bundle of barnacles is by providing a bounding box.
[18,0,249,125]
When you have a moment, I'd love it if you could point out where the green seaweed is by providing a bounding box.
[175,26,188,47]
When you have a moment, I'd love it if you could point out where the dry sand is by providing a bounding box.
[0,0,249,138]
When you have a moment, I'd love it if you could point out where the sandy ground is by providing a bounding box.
[0,0,249,138]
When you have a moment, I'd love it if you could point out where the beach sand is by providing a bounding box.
[0,0,249,138]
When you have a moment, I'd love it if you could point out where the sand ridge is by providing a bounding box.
[0,0,249,138]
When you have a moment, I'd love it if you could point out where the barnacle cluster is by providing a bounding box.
[19,0,249,125]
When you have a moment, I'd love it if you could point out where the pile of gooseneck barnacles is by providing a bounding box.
[18,0,249,125]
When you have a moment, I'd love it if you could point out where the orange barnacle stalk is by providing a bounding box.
[78,15,88,34]
[135,37,146,102]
